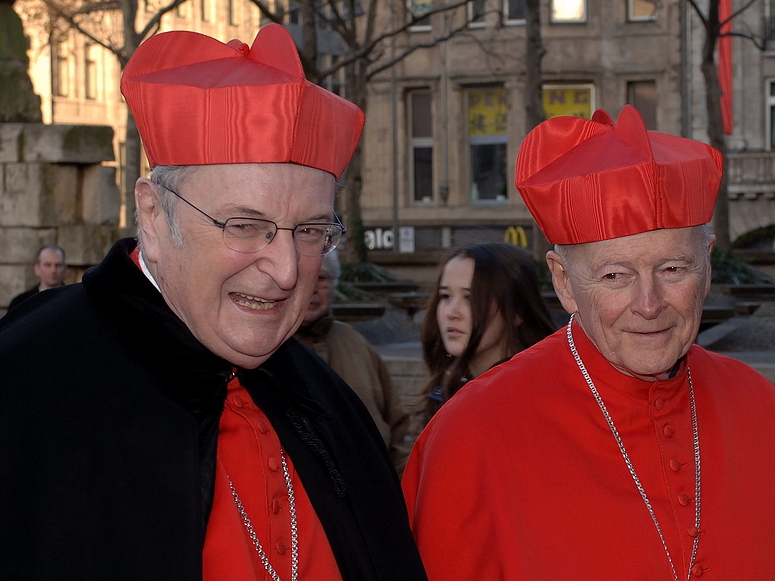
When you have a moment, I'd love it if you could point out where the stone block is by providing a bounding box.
[82,165,121,226]
[0,227,56,263]
[21,124,115,164]
[0,124,22,163]
[58,224,117,266]
[0,264,34,307]
[0,163,78,227]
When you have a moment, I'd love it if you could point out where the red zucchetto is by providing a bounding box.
[514,105,723,244]
[120,24,364,179]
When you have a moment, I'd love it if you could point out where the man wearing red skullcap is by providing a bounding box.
[0,25,428,581]
[403,105,775,580]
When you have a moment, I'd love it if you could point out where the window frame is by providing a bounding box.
[84,43,98,101]
[466,87,509,204]
[409,89,435,205]
[467,0,487,28]
[408,0,432,31]
[542,82,596,120]
[628,0,657,22]
[767,79,775,150]
[550,0,586,23]
[503,0,526,25]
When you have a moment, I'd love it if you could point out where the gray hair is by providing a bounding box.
[136,165,197,247]
[553,224,714,274]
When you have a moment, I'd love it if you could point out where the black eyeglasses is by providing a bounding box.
[157,183,346,256]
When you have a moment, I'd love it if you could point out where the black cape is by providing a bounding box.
[0,238,427,581]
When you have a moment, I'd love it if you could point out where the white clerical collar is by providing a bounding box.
[138,250,161,292]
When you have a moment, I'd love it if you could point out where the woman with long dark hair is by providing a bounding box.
[421,242,556,419]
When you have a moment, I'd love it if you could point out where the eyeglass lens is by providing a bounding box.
[222,218,342,256]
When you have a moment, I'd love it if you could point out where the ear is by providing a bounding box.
[546,250,579,315]
[135,178,164,264]
[33,262,42,277]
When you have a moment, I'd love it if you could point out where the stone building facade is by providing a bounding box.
[16,0,775,285]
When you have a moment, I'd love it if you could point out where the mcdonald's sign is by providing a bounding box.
[504,226,528,248]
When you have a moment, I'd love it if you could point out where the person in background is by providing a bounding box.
[403,105,775,579]
[7,244,67,311]
[0,25,428,581]
[295,249,413,475]
[420,242,556,420]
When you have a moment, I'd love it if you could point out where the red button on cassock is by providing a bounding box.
[268,457,279,471]
[687,526,700,537]
[669,459,683,472]
[663,425,676,438]
[276,541,288,555]
[692,564,705,577]
[257,420,270,434]
[654,398,665,410]
[677,493,691,506]
[272,499,281,514]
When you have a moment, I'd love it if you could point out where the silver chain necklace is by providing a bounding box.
[566,314,701,581]
[228,448,299,581]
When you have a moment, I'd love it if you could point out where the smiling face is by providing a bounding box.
[547,226,714,381]
[436,256,508,377]
[136,163,335,369]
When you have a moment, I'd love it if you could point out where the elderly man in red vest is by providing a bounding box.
[403,105,775,580]
[0,25,427,581]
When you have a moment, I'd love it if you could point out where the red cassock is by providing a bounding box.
[403,321,775,580]
[203,377,343,581]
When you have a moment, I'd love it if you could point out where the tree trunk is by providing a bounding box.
[524,0,550,260]
[120,0,142,229]
[299,0,319,82]
[343,59,369,264]
[700,0,730,251]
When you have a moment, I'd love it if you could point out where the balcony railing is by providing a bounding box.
[726,150,775,199]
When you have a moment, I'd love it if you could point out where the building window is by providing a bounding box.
[467,88,508,202]
[228,0,239,25]
[628,80,657,130]
[408,0,432,29]
[767,80,775,150]
[176,0,190,18]
[468,0,486,26]
[767,0,775,44]
[53,41,70,98]
[542,83,595,119]
[410,90,434,203]
[628,0,656,21]
[551,0,585,22]
[504,0,525,23]
[84,43,98,100]
[201,0,212,22]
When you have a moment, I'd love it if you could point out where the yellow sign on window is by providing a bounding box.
[543,87,593,120]
[468,89,508,137]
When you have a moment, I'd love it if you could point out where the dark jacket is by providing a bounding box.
[6,285,39,311]
[0,238,427,581]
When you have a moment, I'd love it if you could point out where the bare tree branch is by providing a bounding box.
[366,17,473,80]
[244,0,284,26]
[722,0,758,28]
[720,29,766,50]
[138,0,189,40]
[685,0,708,28]
[40,0,121,56]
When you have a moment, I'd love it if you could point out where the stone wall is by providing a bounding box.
[0,122,121,315]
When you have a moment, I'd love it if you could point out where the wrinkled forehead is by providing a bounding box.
[562,226,710,272]
[182,163,337,209]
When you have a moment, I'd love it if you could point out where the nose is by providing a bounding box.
[446,297,464,321]
[259,228,299,290]
[631,275,667,319]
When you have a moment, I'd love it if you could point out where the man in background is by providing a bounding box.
[7,244,66,311]
[295,250,413,474]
